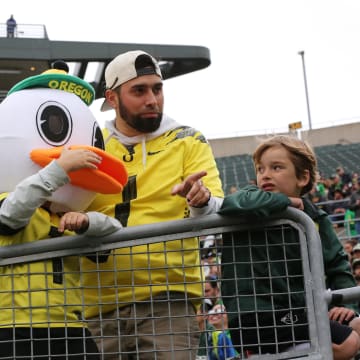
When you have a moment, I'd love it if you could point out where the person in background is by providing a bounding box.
[201,234,222,277]
[315,171,328,199]
[196,299,213,359]
[344,208,357,239]
[218,135,360,360]
[352,259,360,286]
[6,15,16,38]
[205,253,222,278]
[353,173,359,187]
[201,234,217,260]
[343,239,357,263]
[349,179,360,238]
[337,166,353,189]
[328,189,349,226]
[82,50,224,359]
[204,275,222,307]
[352,244,360,262]
[197,276,223,358]
[306,184,329,212]
[207,304,238,360]
[328,174,343,200]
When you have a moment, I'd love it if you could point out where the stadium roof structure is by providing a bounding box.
[0,23,211,102]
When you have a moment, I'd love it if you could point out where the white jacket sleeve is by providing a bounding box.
[189,196,224,217]
[0,161,69,229]
[85,212,123,236]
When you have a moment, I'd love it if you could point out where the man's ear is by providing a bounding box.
[105,89,118,109]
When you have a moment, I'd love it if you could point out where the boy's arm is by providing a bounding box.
[0,147,102,231]
[85,212,122,236]
[0,161,69,230]
[59,211,122,236]
[218,185,291,217]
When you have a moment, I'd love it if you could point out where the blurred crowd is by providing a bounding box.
[198,235,235,359]
[307,166,360,238]
[309,166,360,286]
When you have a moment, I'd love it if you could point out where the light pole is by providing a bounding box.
[298,50,312,130]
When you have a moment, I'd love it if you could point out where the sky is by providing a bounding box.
[3,0,360,139]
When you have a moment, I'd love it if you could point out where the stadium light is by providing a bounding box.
[298,51,312,130]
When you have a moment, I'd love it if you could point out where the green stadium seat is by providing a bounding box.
[216,142,360,192]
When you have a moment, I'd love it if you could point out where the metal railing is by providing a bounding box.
[0,208,354,359]
[0,23,48,39]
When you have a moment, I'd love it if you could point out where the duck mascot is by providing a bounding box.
[0,61,128,359]
[0,60,127,212]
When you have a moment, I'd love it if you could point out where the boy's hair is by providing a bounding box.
[253,135,317,196]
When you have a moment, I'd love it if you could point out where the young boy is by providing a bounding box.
[218,135,360,360]
[0,148,123,359]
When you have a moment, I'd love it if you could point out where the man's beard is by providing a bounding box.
[119,99,162,133]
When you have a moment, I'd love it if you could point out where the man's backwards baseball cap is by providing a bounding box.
[101,50,162,111]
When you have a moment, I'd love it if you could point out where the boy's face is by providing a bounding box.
[255,145,308,197]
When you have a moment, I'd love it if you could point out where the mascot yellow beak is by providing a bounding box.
[31,145,128,194]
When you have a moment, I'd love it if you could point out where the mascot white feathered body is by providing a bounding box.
[0,66,127,211]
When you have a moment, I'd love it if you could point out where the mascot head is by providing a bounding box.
[0,61,127,212]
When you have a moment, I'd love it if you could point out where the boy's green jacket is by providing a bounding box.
[218,185,357,319]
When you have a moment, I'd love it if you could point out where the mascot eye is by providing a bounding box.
[93,123,105,150]
[36,101,72,146]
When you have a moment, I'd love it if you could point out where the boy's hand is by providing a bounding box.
[288,197,304,210]
[58,212,89,233]
[56,147,102,173]
[329,306,356,324]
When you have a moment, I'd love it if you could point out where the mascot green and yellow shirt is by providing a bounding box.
[0,161,122,328]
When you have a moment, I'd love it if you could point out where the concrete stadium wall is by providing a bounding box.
[209,122,360,158]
